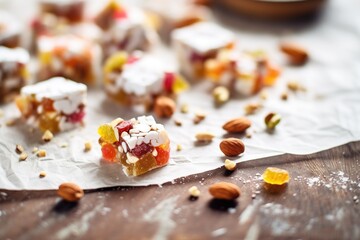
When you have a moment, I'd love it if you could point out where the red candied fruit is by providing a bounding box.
[117,120,133,136]
[113,9,128,20]
[163,72,175,92]
[127,56,139,64]
[155,147,170,166]
[190,52,206,62]
[42,98,55,112]
[131,143,153,158]
[67,110,85,123]
[101,143,117,161]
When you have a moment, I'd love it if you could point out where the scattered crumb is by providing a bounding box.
[37,149,47,158]
[39,171,46,178]
[251,193,256,199]
[213,86,230,104]
[174,119,182,127]
[19,152,28,161]
[244,103,262,115]
[281,92,288,101]
[59,142,68,148]
[42,130,54,142]
[84,141,92,152]
[15,144,25,154]
[180,103,189,113]
[194,112,206,124]
[6,119,16,126]
[224,159,236,171]
[195,132,215,142]
[188,186,200,197]
[287,81,306,92]
[176,144,182,151]
[245,131,252,139]
[32,147,39,153]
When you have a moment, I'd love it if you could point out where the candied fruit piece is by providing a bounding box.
[131,143,153,158]
[113,8,128,19]
[42,98,55,112]
[117,120,132,136]
[172,75,188,94]
[104,52,128,73]
[98,124,117,143]
[155,145,170,166]
[67,110,85,123]
[163,72,175,92]
[264,62,281,86]
[262,167,290,185]
[39,113,60,133]
[101,143,117,161]
[131,152,158,176]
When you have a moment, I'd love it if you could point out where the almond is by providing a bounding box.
[220,138,245,157]
[209,182,240,200]
[57,182,84,202]
[280,42,309,65]
[222,117,251,133]
[154,96,176,118]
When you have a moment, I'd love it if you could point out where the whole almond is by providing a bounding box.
[209,182,240,200]
[220,138,245,157]
[57,182,84,202]
[280,42,309,65]
[223,117,251,133]
[154,96,176,118]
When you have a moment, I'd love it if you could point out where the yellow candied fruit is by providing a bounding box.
[264,62,281,86]
[98,124,117,143]
[205,59,224,82]
[172,75,189,94]
[262,167,290,185]
[104,52,128,74]
[39,52,52,65]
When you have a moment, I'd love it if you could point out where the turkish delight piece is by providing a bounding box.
[172,22,235,80]
[37,35,101,85]
[16,77,87,133]
[205,49,281,96]
[0,47,30,103]
[103,52,187,110]
[98,115,170,176]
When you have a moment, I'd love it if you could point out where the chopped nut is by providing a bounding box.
[244,103,262,115]
[5,119,16,126]
[15,144,25,154]
[42,130,54,142]
[194,112,206,124]
[265,113,281,130]
[259,90,268,100]
[224,159,236,171]
[174,119,182,127]
[39,171,47,178]
[37,149,47,158]
[245,132,252,138]
[176,144,182,151]
[280,42,309,65]
[180,103,189,114]
[195,132,215,142]
[32,147,39,153]
[213,86,230,105]
[188,186,201,198]
[84,141,92,152]
[19,152,28,161]
[154,96,176,118]
[57,182,84,202]
[281,92,288,101]
[287,81,306,92]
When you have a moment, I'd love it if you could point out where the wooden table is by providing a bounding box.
[1,142,359,240]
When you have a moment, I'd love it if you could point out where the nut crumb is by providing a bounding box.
[176,144,182,151]
[259,90,268,100]
[37,149,47,158]
[84,141,92,152]
[42,130,54,142]
[19,152,28,161]
[251,193,256,199]
[180,104,189,114]
[39,171,47,178]
[287,81,306,92]
[194,112,206,124]
[188,186,200,198]
[195,132,215,142]
[245,131,252,139]
[281,92,288,101]
[244,103,262,115]
[32,147,39,153]
[15,144,25,154]
[213,86,230,105]
[59,142,68,148]
[224,159,236,171]
[174,119,182,127]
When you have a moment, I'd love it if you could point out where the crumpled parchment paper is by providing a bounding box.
[0,0,359,190]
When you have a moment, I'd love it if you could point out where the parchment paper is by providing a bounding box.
[0,0,360,190]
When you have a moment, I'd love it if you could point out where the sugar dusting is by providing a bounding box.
[143,196,179,240]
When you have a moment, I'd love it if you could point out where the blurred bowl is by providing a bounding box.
[216,0,327,20]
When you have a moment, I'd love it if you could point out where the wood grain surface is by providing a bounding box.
[1,142,359,240]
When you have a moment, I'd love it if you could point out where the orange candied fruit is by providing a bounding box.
[101,143,117,162]
[155,144,170,166]
[262,167,290,185]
